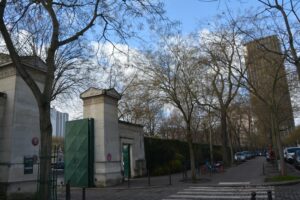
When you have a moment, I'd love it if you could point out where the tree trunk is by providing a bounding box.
[270,111,286,176]
[186,126,196,181]
[227,124,234,165]
[295,61,300,82]
[38,102,53,200]
[221,110,229,165]
[209,125,214,165]
[276,131,287,176]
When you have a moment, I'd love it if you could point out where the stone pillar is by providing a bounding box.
[0,55,46,199]
[80,88,122,186]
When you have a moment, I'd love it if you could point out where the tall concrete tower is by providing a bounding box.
[245,36,295,139]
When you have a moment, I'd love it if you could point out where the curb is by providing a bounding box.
[64,184,178,190]
[262,179,300,186]
[59,179,300,192]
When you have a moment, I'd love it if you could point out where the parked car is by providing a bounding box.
[294,150,300,169]
[52,161,64,170]
[234,152,246,162]
[284,147,300,163]
[242,151,252,160]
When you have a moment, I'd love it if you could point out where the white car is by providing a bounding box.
[284,147,300,163]
[234,152,246,162]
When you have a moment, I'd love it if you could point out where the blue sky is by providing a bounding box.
[163,0,261,34]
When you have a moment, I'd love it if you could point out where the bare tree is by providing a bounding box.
[257,0,300,80]
[141,35,204,181]
[228,5,299,175]
[158,110,186,140]
[239,35,295,176]
[227,96,255,151]
[231,0,300,81]
[198,22,246,165]
[0,1,164,199]
[119,82,163,136]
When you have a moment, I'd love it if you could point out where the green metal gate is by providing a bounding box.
[122,144,131,178]
[64,118,94,187]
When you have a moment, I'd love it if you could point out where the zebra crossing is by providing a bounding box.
[162,185,275,200]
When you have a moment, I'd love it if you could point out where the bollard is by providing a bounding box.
[251,191,256,200]
[182,163,187,179]
[66,181,70,200]
[169,169,172,185]
[148,170,151,186]
[127,177,130,188]
[82,187,86,200]
[267,190,272,200]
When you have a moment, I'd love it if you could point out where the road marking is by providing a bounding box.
[185,187,274,192]
[162,186,275,200]
[218,181,250,185]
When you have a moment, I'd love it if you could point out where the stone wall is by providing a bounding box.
[119,121,146,177]
[0,57,46,199]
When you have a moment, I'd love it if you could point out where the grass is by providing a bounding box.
[265,175,300,182]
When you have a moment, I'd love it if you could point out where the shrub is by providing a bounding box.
[144,137,224,176]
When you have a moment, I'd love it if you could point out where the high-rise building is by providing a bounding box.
[50,108,69,137]
[245,35,295,138]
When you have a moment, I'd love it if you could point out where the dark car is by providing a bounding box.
[294,150,300,169]
[52,161,64,170]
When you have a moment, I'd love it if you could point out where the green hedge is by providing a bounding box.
[144,137,223,176]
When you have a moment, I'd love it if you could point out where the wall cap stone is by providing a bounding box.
[119,120,143,128]
[80,87,121,100]
[0,53,47,73]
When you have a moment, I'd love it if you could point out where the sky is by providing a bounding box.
[161,0,300,126]
[163,0,261,34]
[53,0,300,125]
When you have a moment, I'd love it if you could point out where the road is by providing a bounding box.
[207,156,265,185]
[58,157,300,200]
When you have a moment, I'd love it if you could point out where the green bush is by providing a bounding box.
[169,159,182,173]
[144,137,224,176]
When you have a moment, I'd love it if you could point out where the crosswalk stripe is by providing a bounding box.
[162,185,275,200]
[219,182,250,185]
[165,195,273,199]
[184,188,274,192]
[179,191,273,194]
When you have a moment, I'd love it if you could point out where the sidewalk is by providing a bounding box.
[264,159,300,178]
[102,157,300,189]
[60,157,265,191]
[57,157,300,200]
[106,170,211,189]
[57,170,214,200]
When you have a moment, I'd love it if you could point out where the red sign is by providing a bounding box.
[31,137,39,146]
[107,153,112,161]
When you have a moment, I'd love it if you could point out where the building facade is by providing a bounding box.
[0,54,46,199]
[245,35,295,139]
[0,53,146,198]
[76,88,146,186]
[50,108,69,137]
